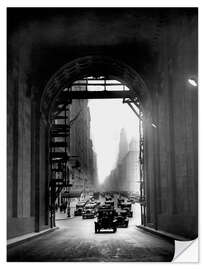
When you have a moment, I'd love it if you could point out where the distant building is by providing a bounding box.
[103,129,140,193]
[117,128,128,165]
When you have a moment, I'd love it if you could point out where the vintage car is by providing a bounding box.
[89,195,95,202]
[128,194,140,203]
[82,203,97,219]
[116,209,129,228]
[117,198,125,208]
[105,195,113,201]
[74,201,86,216]
[95,206,117,233]
[120,202,133,217]
[104,200,114,208]
[95,200,101,207]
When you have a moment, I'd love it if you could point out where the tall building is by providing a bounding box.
[117,128,129,165]
[103,130,140,193]
[69,82,98,196]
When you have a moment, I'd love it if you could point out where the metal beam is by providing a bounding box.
[71,83,125,86]
[126,102,142,121]
[57,90,135,100]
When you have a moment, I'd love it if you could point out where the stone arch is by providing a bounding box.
[39,55,152,229]
[40,55,151,120]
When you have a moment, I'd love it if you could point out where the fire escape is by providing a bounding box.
[49,102,72,227]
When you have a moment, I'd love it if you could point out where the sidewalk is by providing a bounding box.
[55,207,76,220]
[7,227,58,248]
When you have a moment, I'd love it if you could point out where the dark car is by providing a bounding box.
[116,210,129,228]
[95,206,117,233]
[95,200,101,207]
[120,202,133,217]
[82,203,97,219]
[74,201,86,216]
[117,198,125,208]
[127,197,136,204]
[105,196,113,201]
[104,200,114,208]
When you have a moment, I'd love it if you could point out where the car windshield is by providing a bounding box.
[121,204,131,208]
[98,210,113,217]
[77,201,86,206]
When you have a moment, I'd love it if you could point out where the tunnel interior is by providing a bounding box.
[7,8,198,242]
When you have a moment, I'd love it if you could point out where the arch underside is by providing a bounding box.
[41,56,149,120]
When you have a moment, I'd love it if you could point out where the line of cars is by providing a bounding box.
[95,195,133,233]
[74,194,134,233]
[74,198,100,219]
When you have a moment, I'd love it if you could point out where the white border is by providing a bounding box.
[2,0,201,7]
[1,0,202,268]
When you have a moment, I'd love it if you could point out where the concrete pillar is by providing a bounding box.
[143,109,157,228]
[31,92,40,232]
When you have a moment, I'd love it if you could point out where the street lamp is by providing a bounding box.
[188,78,197,87]
[188,76,198,87]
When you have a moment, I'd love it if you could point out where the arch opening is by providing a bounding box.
[40,56,150,121]
[41,56,150,228]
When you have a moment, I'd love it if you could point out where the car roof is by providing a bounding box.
[77,201,86,205]
[85,203,96,207]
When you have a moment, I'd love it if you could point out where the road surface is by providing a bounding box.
[7,200,174,262]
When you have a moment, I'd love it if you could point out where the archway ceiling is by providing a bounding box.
[8,8,195,94]
[41,55,148,119]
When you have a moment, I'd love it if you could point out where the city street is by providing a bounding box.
[7,202,174,262]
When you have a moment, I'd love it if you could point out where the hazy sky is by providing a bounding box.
[88,99,139,184]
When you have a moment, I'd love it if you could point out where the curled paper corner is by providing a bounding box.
[173,238,199,262]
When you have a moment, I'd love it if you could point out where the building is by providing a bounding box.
[117,128,129,165]
[103,129,140,193]
[69,83,98,196]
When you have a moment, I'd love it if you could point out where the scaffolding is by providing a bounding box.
[49,103,71,226]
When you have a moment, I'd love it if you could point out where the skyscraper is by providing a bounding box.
[117,128,128,165]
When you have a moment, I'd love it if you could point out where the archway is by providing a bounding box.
[40,55,152,228]
[41,55,151,120]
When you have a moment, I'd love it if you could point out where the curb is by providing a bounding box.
[7,227,59,248]
[136,225,191,241]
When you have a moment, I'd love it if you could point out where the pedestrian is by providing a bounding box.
[63,202,67,213]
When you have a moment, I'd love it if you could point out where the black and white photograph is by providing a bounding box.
[6,4,198,263]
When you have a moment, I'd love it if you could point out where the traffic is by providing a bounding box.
[63,192,137,233]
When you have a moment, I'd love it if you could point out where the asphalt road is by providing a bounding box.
[7,200,174,262]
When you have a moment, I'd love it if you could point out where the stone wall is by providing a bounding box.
[7,60,49,239]
[7,64,34,238]
[144,14,198,238]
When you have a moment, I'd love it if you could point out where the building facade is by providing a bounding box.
[103,129,140,193]
[69,84,98,196]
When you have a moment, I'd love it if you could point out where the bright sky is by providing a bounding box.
[88,99,139,184]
